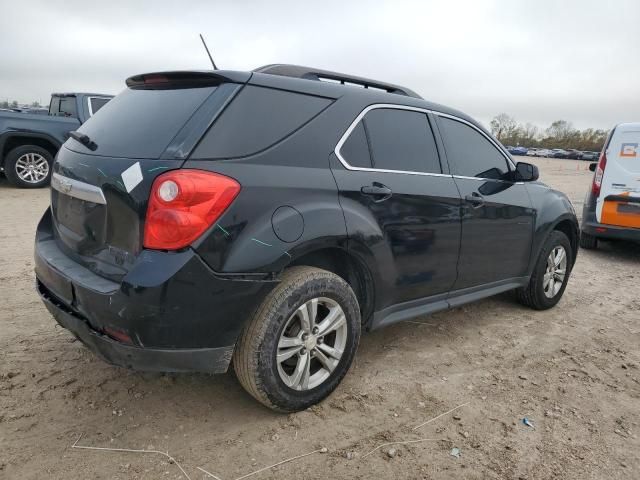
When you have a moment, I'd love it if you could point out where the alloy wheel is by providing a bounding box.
[543,246,567,298]
[15,153,49,184]
[276,297,347,391]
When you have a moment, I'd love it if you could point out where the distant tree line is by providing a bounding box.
[489,113,607,152]
[0,99,42,109]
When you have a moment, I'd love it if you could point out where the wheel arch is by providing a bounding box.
[552,217,579,266]
[0,133,60,166]
[286,246,376,325]
[526,183,580,277]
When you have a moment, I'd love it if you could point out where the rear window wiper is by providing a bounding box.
[69,131,98,151]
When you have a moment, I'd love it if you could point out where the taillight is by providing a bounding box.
[144,170,240,250]
[592,150,607,196]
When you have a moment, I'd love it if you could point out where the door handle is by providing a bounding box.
[361,183,392,202]
[464,192,484,207]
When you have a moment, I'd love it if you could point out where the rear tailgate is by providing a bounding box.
[50,72,248,281]
[598,129,640,228]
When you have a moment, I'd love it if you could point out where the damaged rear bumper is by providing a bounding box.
[39,282,234,373]
[34,209,277,374]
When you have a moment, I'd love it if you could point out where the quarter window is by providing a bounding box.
[339,121,371,168]
[438,117,510,179]
[89,97,110,115]
[193,86,331,159]
[339,108,442,174]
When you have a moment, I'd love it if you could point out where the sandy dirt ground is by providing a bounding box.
[1,157,638,479]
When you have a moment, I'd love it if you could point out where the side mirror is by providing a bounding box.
[514,162,539,182]
[589,162,597,172]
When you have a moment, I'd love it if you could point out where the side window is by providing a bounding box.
[438,117,510,179]
[192,85,332,159]
[339,108,442,174]
[89,97,110,116]
[364,109,441,173]
[339,121,372,168]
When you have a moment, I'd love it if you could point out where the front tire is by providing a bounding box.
[234,266,361,412]
[4,145,53,188]
[517,230,573,310]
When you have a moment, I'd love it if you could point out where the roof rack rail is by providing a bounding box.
[254,64,422,99]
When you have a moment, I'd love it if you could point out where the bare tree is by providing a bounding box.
[488,114,606,151]
[490,113,517,142]
[545,120,575,142]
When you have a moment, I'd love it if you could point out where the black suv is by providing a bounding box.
[35,65,579,411]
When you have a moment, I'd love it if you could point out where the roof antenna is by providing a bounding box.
[199,33,218,70]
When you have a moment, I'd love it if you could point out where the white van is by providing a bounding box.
[581,122,640,248]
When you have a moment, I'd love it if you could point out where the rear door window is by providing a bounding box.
[338,108,441,173]
[365,109,441,173]
[438,117,510,179]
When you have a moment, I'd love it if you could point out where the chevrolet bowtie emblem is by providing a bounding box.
[58,178,72,193]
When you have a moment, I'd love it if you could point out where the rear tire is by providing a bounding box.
[233,266,361,412]
[4,145,53,188]
[579,231,598,249]
[517,230,573,310]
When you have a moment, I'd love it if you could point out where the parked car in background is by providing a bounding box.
[35,65,579,411]
[580,151,599,161]
[550,149,569,158]
[536,148,552,157]
[566,149,582,159]
[0,92,113,187]
[507,146,528,156]
[581,123,640,249]
[526,148,538,157]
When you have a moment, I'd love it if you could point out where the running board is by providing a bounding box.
[370,277,529,330]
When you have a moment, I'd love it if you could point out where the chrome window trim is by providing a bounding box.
[334,103,517,180]
[452,174,523,185]
[87,96,111,117]
[51,173,107,204]
[434,111,516,170]
[334,104,451,178]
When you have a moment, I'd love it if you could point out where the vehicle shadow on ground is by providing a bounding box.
[48,289,528,434]
[586,239,640,263]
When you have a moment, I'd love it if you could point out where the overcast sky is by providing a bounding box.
[1,0,638,130]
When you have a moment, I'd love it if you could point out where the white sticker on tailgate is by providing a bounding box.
[121,162,143,193]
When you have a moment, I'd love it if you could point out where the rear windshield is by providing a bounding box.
[50,96,78,118]
[68,87,217,159]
